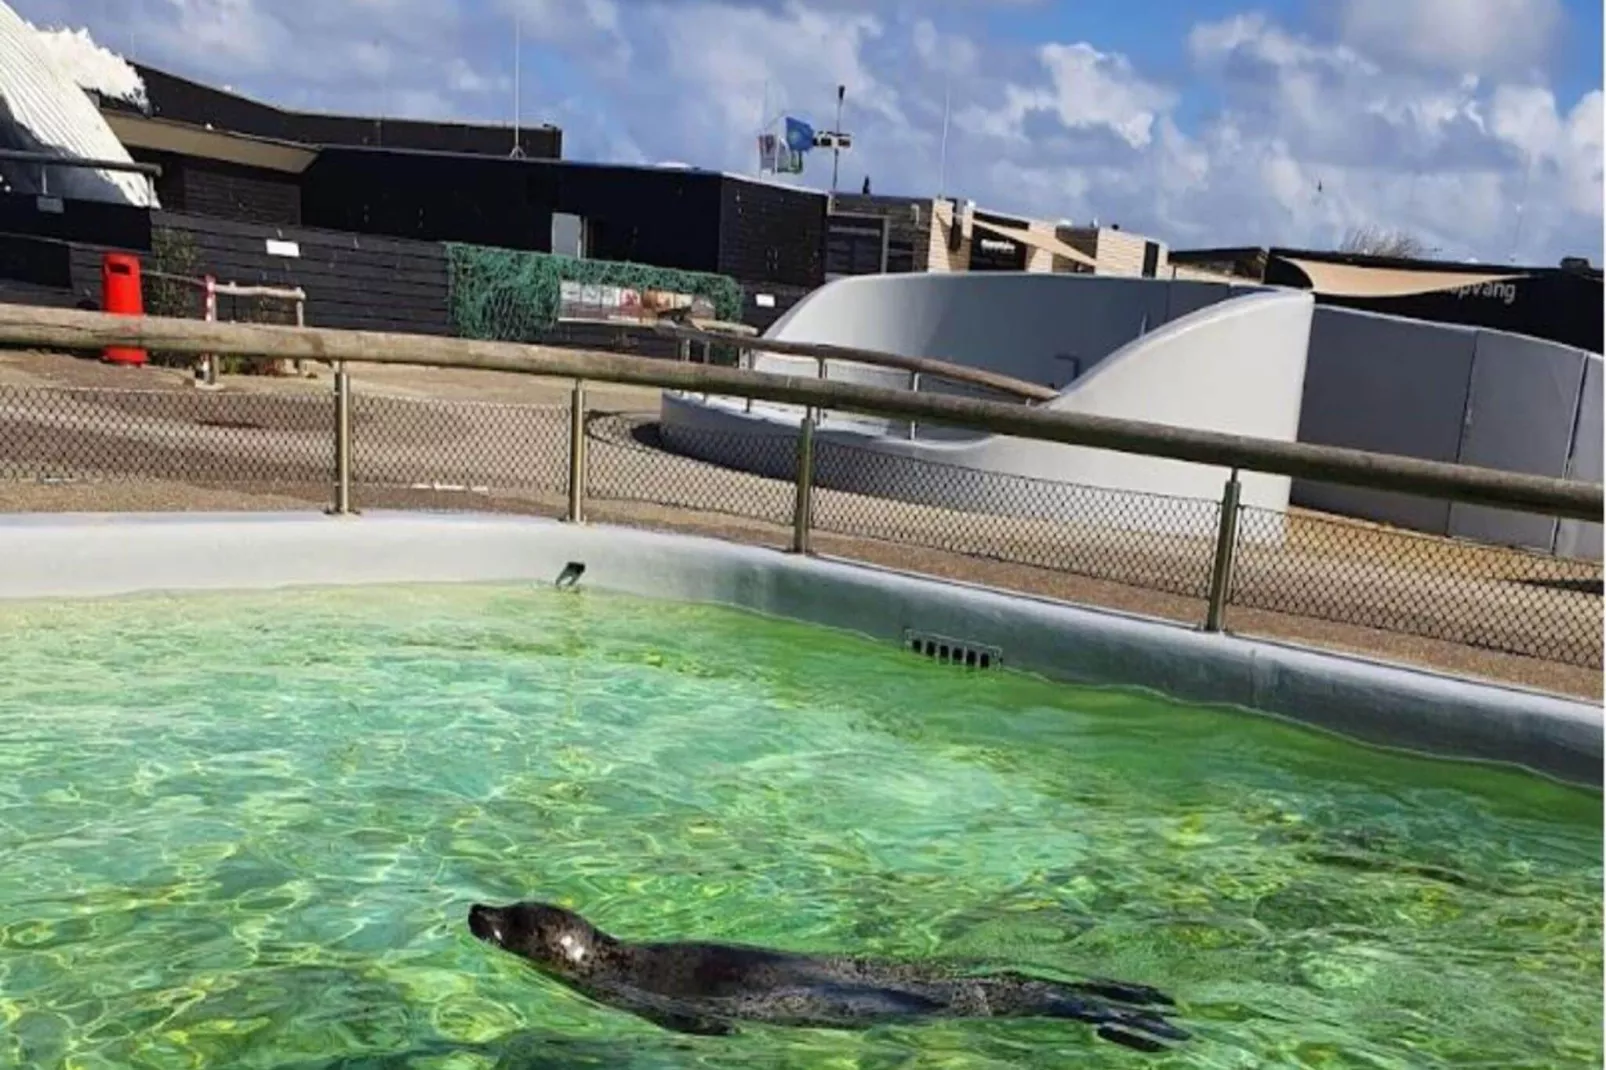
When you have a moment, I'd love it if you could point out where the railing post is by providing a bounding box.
[744,345,754,413]
[201,275,218,389]
[791,411,816,555]
[813,356,827,427]
[908,370,920,440]
[1204,468,1242,632]
[328,360,353,516]
[567,379,586,523]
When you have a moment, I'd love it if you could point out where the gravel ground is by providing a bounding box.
[2,347,1599,702]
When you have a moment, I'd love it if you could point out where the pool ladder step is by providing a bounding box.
[903,629,1002,670]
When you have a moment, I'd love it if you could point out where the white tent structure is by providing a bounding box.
[0,1,154,207]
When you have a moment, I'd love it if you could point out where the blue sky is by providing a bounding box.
[13,0,1604,264]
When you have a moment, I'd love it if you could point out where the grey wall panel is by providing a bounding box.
[1162,281,1240,323]
[761,272,1200,392]
[1292,307,1475,535]
[1448,332,1587,551]
[1553,356,1601,561]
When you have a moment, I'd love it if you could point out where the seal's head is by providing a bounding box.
[468,901,609,975]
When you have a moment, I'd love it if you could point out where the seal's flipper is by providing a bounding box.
[1062,977,1178,1008]
[1096,1024,1170,1053]
[1034,992,1191,1051]
[964,968,1178,1010]
[635,1008,736,1037]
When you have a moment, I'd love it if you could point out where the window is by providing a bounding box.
[886,239,916,273]
[551,212,586,258]
[1141,241,1160,278]
[825,215,888,278]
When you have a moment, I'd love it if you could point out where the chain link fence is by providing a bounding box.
[810,438,1223,601]
[1232,504,1602,667]
[351,394,569,497]
[0,379,1597,670]
[586,413,799,528]
[0,384,333,487]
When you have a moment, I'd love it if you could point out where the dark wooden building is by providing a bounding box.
[4,60,827,331]
[300,149,826,327]
[89,60,562,230]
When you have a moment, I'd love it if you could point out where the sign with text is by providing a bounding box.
[558,279,716,323]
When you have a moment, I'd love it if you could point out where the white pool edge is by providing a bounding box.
[0,510,1598,788]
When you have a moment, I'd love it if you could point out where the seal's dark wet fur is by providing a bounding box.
[467,901,1190,1052]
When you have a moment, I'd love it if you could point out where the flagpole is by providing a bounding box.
[829,84,845,211]
[757,79,770,176]
[938,80,951,199]
[510,13,523,157]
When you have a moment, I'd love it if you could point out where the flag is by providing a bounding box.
[783,117,815,155]
[757,134,779,172]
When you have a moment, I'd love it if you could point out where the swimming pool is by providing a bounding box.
[0,581,1599,1068]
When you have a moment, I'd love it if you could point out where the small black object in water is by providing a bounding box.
[555,562,585,588]
[467,901,1189,1052]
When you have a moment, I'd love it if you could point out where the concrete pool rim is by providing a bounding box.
[0,509,1598,790]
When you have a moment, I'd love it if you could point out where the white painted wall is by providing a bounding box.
[663,279,1314,540]
[751,271,1257,400]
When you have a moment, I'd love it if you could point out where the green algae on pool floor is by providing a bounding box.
[0,582,1598,1069]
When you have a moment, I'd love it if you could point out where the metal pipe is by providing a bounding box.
[201,276,218,388]
[567,380,586,523]
[791,412,816,554]
[645,321,1057,402]
[0,148,163,176]
[293,297,306,377]
[329,362,353,515]
[1204,470,1243,632]
[908,370,920,440]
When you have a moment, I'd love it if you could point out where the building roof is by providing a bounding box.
[1172,243,1600,281]
[91,62,828,194]
[93,61,562,160]
[102,110,317,173]
[307,143,830,194]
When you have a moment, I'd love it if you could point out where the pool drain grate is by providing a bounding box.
[902,629,1002,670]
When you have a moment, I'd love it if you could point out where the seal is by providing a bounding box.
[467,900,1190,1052]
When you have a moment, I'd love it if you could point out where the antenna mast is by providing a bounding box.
[510,13,524,158]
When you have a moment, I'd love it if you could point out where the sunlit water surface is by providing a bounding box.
[0,582,1598,1069]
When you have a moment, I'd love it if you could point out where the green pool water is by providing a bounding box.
[0,582,1598,1069]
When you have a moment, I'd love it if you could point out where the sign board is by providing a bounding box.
[558,279,716,323]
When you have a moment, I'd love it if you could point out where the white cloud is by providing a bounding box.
[911,18,978,76]
[957,41,1172,149]
[1334,0,1563,78]
[6,0,1601,265]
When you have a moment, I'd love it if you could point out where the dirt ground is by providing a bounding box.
[1,346,1600,702]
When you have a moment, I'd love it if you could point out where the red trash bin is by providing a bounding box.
[101,252,147,366]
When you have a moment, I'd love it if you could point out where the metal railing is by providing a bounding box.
[0,304,1599,671]
[645,321,1060,403]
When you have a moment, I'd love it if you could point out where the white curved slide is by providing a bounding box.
[661,272,1313,541]
[0,1,154,206]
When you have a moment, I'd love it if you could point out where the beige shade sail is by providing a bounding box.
[103,112,318,174]
[969,215,1099,270]
[1278,256,1526,298]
